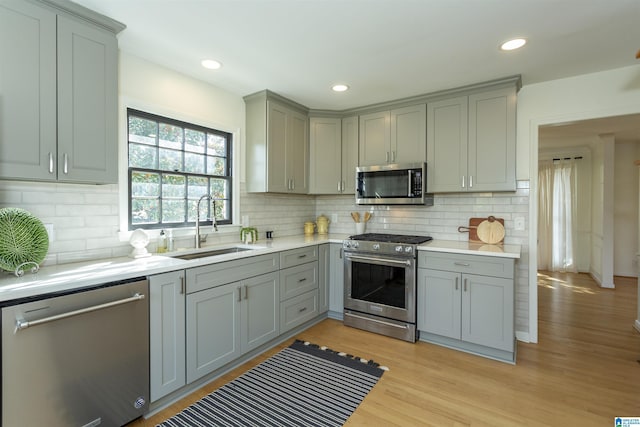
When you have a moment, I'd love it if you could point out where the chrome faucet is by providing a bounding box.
[195,194,219,249]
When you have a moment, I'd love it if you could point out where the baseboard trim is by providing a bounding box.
[516,331,531,343]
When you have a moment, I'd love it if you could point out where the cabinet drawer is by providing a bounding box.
[186,253,279,294]
[280,289,318,333]
[280,262,318,302]
[419,251,514,279]
[280,246,318,269]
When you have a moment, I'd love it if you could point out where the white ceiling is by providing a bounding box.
[72,0,640,111]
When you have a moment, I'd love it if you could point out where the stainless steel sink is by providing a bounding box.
[170,246,253,260]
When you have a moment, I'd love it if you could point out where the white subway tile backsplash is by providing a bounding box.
[0,179,531,334]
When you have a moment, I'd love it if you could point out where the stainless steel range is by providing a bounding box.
[343,233,432,342]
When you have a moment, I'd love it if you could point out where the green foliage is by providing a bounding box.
[0,208,49,271]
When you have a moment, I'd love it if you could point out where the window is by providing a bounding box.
[127,109,232,230]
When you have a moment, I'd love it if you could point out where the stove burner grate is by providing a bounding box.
[348,233,432,245]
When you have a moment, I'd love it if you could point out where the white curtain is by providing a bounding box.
[538,159,579,272]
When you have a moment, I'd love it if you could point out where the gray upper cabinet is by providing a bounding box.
[359,104,426,166]
[0,0,123,184]
[0,0,57,181]
[57,15,118,183]
[308,115,358,194]
[427,86,516,193]
[245,91,309,194]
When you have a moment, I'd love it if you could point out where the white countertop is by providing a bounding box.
[418,239,521,259]
[0,234,348,303]
[0,234,519,303]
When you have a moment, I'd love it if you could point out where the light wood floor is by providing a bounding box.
[131,272,640,426]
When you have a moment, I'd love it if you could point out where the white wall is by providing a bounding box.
[520,64,640,342]
[614,141,640,277]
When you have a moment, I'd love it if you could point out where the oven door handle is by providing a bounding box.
[345,254,412,266]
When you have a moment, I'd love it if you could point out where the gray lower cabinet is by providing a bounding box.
[328,243,344,318]
[185,254,280,384]
[318,244,330,313]
[417,251,515,362]
[149,270,186,402]
[0,0,122,183]
[279,246,319,333]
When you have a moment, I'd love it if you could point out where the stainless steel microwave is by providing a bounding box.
[355,162,433,205]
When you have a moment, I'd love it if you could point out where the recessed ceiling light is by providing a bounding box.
[332,84,349,92]
[201,59,222,70]
[500,38,527,51]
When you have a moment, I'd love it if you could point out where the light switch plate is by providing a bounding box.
[44,223,54,242]
[514,217,525,231]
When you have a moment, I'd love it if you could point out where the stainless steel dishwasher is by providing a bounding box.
[1,277,149,427]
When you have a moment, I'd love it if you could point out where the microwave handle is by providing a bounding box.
[408,170,412,196]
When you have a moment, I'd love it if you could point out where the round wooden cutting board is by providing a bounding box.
[476,217,505,244]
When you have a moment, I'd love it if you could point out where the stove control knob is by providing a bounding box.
[404,246,413,253]
[352,241,359,249]
[372,243,380,250]
[395,246,403,252]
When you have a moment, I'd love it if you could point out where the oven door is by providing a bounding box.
[343,251,416,323]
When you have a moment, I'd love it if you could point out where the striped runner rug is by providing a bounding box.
[157,339,386,427]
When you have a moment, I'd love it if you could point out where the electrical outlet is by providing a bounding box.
[44,223,54,242]
[514,217,525,231]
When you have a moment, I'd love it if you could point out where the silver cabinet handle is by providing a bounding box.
[385,152,389,163]
[291,179,295,190]
[341,181,345,192]
[15,293,145,332]
[298,306,307,313]
[298,254,307,259]
[180,276,185,294]
[391,151,396,162]
[464,278,468,292]
[455,276,459,290]
[339,248,343,259]
[454,262,470,267]
[461,175,465,188]
[63,153,68,174]
[346,254,411,266]
[243,284,248,300]
[298,277,307,283]
[48,153,54,174]
[469,175,473,188]
[338,181,341,192]
[237,286,242,302]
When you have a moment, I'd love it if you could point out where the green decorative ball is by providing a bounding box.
[0,208,49,272]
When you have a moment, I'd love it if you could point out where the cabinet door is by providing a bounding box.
[241,272,280,353]
[0,0,57,181]
[309,117,342,194]
[359,111,390,166]
[426,96,468,192]
[57,15,118,184]
[468,87,516,192]
[318,244,330,313]
[390,104,426,164]
[328,243,344,315]
[186,283,241,383]
[288,108,308,193]
[341,115,359,194]
[149,271,186,402]
[417,269,461,340]
[267,101,289,192]
[461,273,514,351]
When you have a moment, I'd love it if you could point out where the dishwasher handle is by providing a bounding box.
[14,293,146,333]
